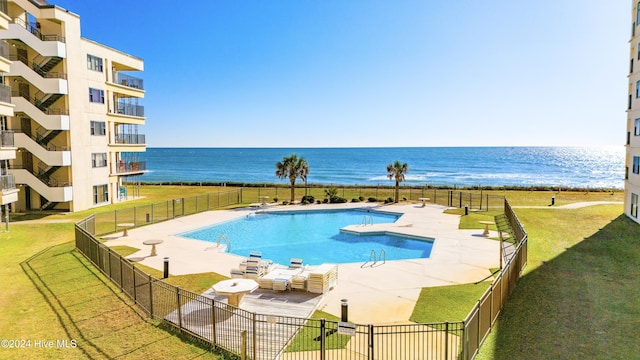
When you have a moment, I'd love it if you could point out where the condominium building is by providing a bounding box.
[0,0,146,212]
[0,0,18,226]
[627,1,640,224]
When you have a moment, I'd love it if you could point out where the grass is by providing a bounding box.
[0,223,226,360]
[286,310,351,352]
[410,282,493,323]
[475,205,640,359]
[2,185,635,359]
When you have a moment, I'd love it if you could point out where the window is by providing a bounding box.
[87,54,103,72]
[91,153,107,168]
[632,193,639,218]
[93,184,109,204]
[90,121,106,136]
[89,88,104,103]
[634,156,640,175]
[635,118,640,136]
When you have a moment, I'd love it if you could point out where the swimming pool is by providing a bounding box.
[179,209,433,265]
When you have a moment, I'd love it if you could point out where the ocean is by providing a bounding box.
[138,147,625,189]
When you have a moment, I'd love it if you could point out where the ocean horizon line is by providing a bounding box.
[146,145,622,150]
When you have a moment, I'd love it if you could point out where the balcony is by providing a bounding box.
[13,17,65,43]
[0,130,15,160]
[116,160,146,174]
[0,173,18,206]
[4,22,65,59]
[114,73,144,90]
[9,54,67,79]
[0,82,10,103]
[0,173,14,191]
[1,129,13,146]
[113,103,144,117]
[115,133,145,145]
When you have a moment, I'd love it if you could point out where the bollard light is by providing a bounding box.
[163,257,169,279]
[341,299,348,322]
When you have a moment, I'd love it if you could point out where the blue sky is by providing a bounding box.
[51,0,628,148]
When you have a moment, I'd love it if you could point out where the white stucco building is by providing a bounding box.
[0,0,146,212]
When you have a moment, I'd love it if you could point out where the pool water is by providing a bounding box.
[179,209,433,265]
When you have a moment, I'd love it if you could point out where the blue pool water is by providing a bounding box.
[179,209,434,265]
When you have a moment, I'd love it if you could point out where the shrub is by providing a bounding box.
[359,196,365,201]
[368,197,378,202]
[273,197,279,202]
[351,198,361,203]
[301,195,315,204]
[330,196,347,203]
[282,200,289,205]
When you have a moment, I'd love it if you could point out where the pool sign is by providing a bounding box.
[338,322,356,336]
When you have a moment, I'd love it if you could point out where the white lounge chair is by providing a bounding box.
[290,258,303,269]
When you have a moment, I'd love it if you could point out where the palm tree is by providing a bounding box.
[275,153,309,202]
[386,160,408,203]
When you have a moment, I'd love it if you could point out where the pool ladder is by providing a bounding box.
[361,215,373,226]
[216,234,231,252]
[361,249,386,267]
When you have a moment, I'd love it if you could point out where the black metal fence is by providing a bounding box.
[75,189,528,359]
[243,186,503,211]
[92,189,242,236]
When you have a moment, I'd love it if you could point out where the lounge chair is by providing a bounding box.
[273,277,289,291]
[230,268,244,279]
[259,266,303,291]
[244,265,262,280]
[291,270,310,291]
[289,258,303,269]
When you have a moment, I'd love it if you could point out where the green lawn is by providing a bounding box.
[0,222,228,359]
[1,185,635,359]
[475,205,640,359]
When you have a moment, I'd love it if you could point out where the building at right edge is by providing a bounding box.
[627,1,640,224]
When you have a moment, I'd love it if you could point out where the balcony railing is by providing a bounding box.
[116,161,146,174]
[11,17,66,43]
[0,174,15,191]
[115,103,144,117]
[9,54,67,79]
[0,0,7,16]
[0,83,11,103]
[114,73,144,90]
[115,133,146,145]
[11,91,69,115]
[1,130,14,147]
[0,41,9,58]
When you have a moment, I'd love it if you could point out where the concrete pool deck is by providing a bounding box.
[103,202,500,324]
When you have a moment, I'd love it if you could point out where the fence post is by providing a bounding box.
[132,264,137,303]
[318,319,326,360]
[369,324,374,360]
[445,322,449,360]
[134,207,136,226]
[149,275,154,316]
[241,330,247,360]
[211,299,217,345]
[182,198,185,215]
[118,257,124,291]
[252,312,257,360]
[176,287,182,330]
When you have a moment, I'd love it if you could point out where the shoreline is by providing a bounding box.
[130,181,623,192]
